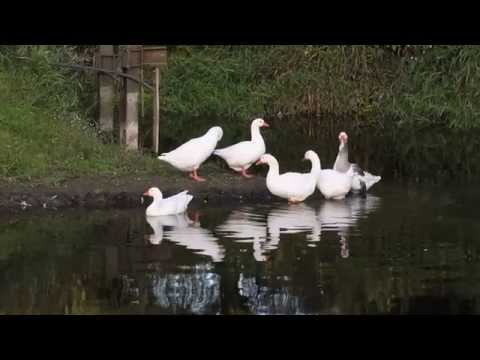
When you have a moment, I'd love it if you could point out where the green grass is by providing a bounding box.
[0,54,170,185]
[0,102,168,184]
[162,45,480,131]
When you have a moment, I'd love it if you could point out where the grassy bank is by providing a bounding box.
[0,46,171,185]
[1,45,480,185]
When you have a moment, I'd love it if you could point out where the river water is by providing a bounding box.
[1,182,479,314]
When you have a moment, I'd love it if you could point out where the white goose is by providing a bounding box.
[213,118,269,178]
[255,151,318,204]
[158,126,223,182]
[317,154,354,200]
[333,131,381,192]
[143,187,193,216]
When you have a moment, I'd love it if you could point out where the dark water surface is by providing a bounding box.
[1,182,480,315]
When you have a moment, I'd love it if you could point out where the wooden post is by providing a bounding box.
[140,48,145,118]
[153,67,160,154]
[117,48,126,145]
[118,76,126,145]
[98,45,115,140]
[143,46,167,154]
[125,45,141,150]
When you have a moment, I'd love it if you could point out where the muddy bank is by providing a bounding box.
[0,172,272,214]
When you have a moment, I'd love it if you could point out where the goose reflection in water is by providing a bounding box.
[318,195,381,257]
[340,236,349,258]
[213,196,381,262]
[144,214,222,314]
[266,203,321,245]
[265,195,381,258]
[317,195,380,232]
[215,207,268,261]
[145,213,225,263]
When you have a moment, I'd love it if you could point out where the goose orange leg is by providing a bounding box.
[189,169,206,182]
[240,167,254,179]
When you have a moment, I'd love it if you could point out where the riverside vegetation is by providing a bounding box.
[1,45,479,185]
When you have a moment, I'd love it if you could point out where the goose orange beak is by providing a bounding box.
[262,122,270,128]
[143,191,150,197]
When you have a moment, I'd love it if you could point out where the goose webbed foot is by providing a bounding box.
[240,168,254,179]
[189,170,206,182]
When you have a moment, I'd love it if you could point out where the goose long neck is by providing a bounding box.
[309,154,322,175]
[266,158,280,179]
[339,141,349,159]
[334,141,350,172]
[251,124,264,144]
[150,194,163,208]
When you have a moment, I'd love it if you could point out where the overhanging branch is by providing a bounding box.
[15,56,155,91]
